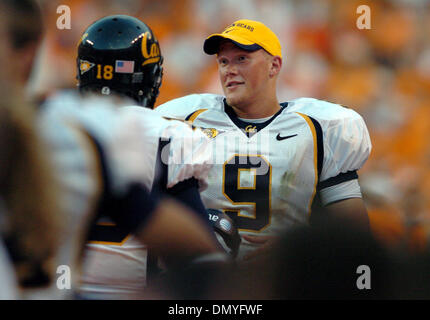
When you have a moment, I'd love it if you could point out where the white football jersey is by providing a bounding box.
[156,94,372,259]
[79,105,212,299]
[39,91,200,298]
[38,91,121,299]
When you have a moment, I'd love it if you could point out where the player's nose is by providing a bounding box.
[223,63,238,77]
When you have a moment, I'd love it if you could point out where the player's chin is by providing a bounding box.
[224,93,244,108]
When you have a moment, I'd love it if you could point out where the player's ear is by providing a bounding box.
[269,56,282,78]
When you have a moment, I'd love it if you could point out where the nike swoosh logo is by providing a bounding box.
[276,133,297,141]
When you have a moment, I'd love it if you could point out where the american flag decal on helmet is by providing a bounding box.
[115,60,135,73]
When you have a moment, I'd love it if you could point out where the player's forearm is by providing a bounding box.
[136,198,224,268]
[166,178,211,228]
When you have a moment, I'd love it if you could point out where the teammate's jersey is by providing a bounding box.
[156,93,372,259]
[38,91,116,298]
[79,105,212,299]
[37,91,162,298]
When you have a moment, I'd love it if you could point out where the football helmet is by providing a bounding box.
[77,15,163,108]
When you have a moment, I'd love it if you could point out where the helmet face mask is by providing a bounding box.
[77,15,163,108]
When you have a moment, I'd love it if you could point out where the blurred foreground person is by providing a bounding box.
[0,91,63,298]
[39,89,224,299]
[209,214,394,300]
[0,0,62,298]
[2,0,227,299]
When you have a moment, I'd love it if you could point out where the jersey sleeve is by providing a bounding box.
[161,120,213,191]
[155,93,221,120]
[107,111,157,193]
[319,108,372,190]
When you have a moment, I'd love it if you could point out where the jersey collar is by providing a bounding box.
[223,99,288,137]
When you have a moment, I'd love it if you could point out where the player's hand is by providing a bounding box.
[242,234,278,261]
[207,209,241,258]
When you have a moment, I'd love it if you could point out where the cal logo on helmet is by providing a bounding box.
[141,32,161,66]
[77,33,88,48]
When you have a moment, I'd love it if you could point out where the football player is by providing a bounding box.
[2,0,227,299]
[156,19,372,261]
[39,87,223,299]
[0,0,64,297]
[72,15,234,299]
